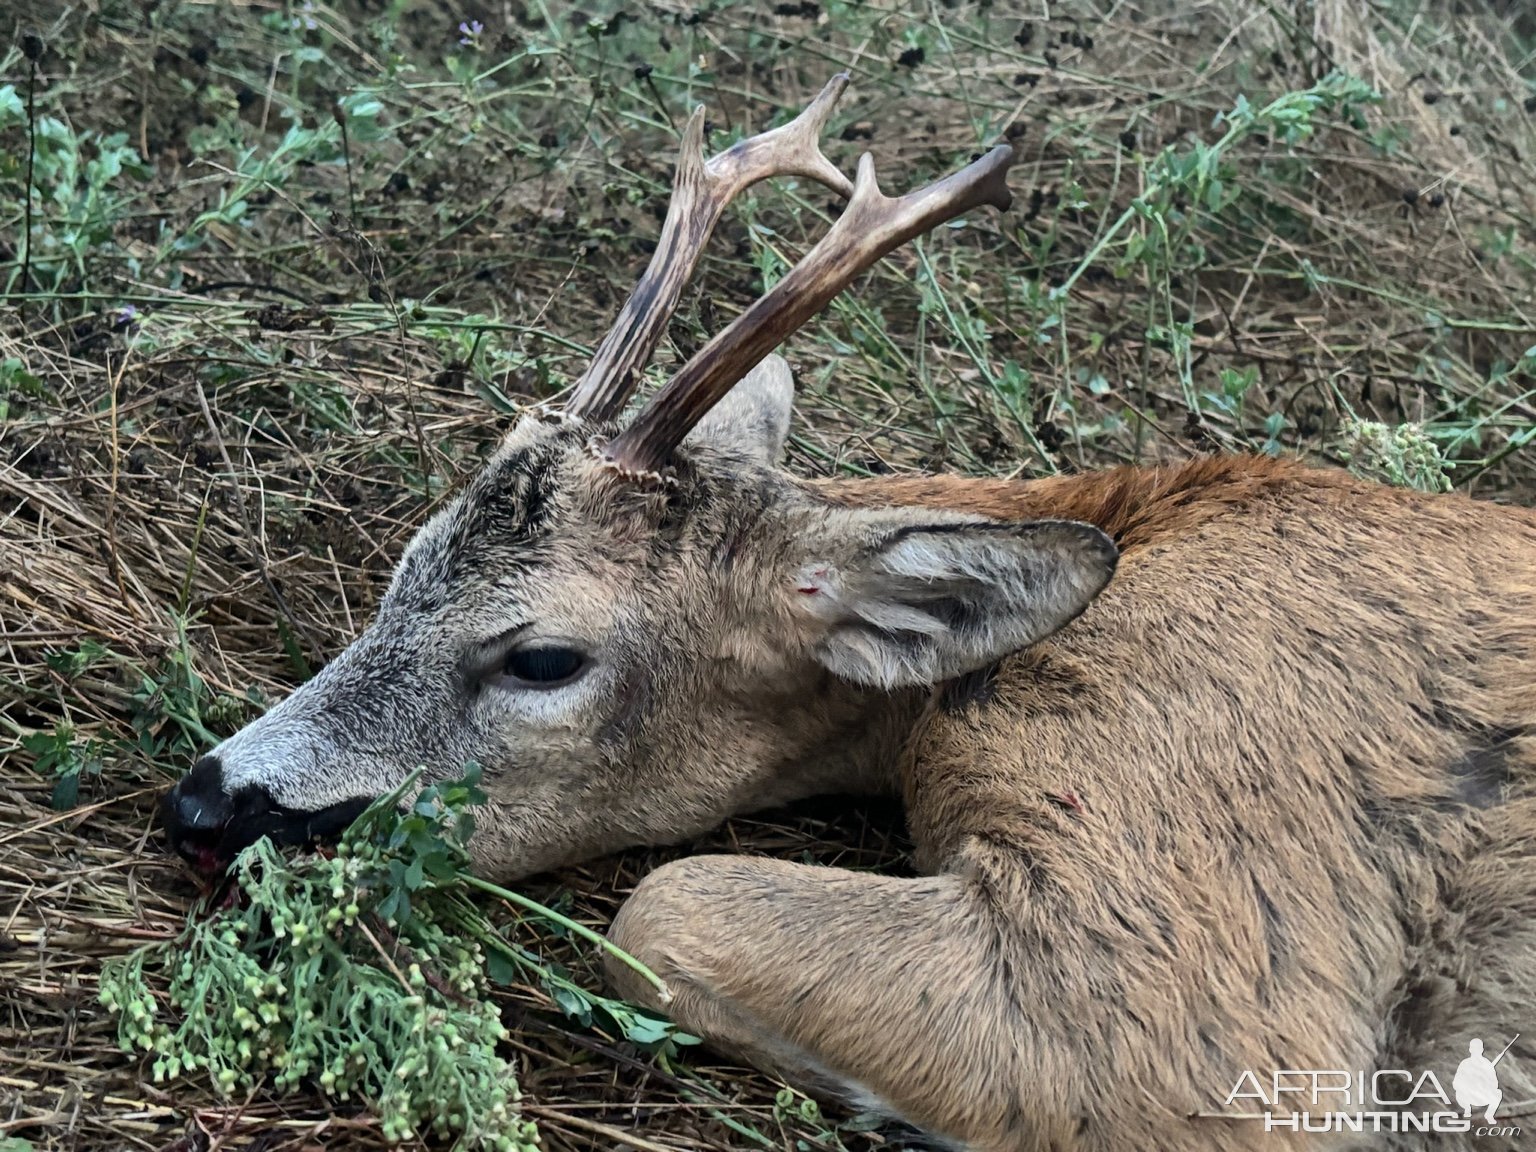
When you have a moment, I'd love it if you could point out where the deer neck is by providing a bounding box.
[766,681,929,802]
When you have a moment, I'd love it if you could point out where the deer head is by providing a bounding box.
[162,77,1117,881]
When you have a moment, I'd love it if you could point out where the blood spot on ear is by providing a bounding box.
[796,566,831,595]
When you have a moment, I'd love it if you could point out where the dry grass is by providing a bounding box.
[2,0,1535,1149]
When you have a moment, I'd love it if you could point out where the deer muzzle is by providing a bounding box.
[161,753,372,872]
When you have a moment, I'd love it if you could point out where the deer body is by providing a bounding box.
[158,79,1536,1150]
[605,456,1536,1151]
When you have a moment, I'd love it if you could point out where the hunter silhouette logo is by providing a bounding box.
[1207,1033,1530,1137]
[1454,1036,1516,1124]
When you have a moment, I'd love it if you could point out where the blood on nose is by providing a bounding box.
[161,754,235,867]
[162,755,371,872]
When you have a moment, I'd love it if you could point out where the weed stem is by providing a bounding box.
[462,874,671,999]
[19,38,41,307]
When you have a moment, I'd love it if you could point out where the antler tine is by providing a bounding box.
[603,144,1016,474]
[564,74,855,422]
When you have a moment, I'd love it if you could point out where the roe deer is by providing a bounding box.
[162,75,1536,1150]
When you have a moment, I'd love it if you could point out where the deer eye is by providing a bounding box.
[502,645,586,686]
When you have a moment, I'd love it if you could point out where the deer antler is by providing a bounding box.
[564,75,854,422]
[601,145,1015,475]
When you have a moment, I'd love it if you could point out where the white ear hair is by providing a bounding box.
[794,514,1118,689]
[683,354,795,465]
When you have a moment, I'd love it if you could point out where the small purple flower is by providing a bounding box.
[291,1,318,32]
[112,304,138,330]
[458,19,484,48]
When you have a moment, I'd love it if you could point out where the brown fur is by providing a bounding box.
[610,456,1536,1151]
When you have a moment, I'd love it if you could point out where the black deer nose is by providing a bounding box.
[162,755,374,872]
[161,754,235,864]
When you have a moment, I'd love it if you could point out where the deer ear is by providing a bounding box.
[682,354,794,465]
[790,512,1117,689]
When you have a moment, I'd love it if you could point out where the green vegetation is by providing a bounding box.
[100,771,537,1149]
[2,1,1533,1149]
[98,767,690,1149]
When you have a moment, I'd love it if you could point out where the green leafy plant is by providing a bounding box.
[127,616,251,762]
[0,353,50,421]
[1339,417,1453,493]
[7,631,253,811]
[19,719,106,810]
[0,83,152,293]
[100,768,536,1148]
[99,766,691,1148]
[1046,74,1380,418]
[178,90,389,250]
